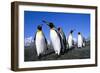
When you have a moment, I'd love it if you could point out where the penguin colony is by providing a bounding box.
[34,20,86,58]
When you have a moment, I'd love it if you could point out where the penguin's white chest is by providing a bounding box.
[68,34,73,48]
[35,31,46,56]
[50,29,61,55]
[78,35,83,47]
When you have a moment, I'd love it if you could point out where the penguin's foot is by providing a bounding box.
[55,53,61,59]
[78,47,82,49]
[55,51,58,54]
[60,49,65,55]
[37,54,42,60]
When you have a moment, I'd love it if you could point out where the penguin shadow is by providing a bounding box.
[43,51,55,57]
[37,48,65,60]
[36,48,55,60]
[34,46,76,61]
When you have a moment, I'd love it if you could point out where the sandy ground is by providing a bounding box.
[24,42,90,61]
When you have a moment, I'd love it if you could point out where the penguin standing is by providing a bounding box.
[67,30,74,49]
[34,24,47,58]
[83,37,86,47]
[43,20,62,56]
[77,32,85,48]
[57,27,66,53]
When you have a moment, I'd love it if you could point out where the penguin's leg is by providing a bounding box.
[54,50,58,59]
[38,52,43,60]
[55,50,58,54]
[77,45,80,48]
[37,52,39,57]
[38,54,42,60]
[37,51,42,60]
[58,50,60,56]
[36,49,39,57]
[78,44,82,48]
[56,50,61,59]
[54,48,61,58]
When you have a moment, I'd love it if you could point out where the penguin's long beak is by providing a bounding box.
[42,20,50,27]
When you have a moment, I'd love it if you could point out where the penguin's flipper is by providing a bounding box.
[42,33,48,51]
[43,33,47,44]
[34,32,37,42]
[55,30,64,54]
[34,32,38,47]
[55,30,61,40]
[45,36,48,50]
[72,40,74,45]
[62,31,67,50]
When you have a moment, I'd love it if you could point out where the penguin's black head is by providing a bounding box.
[70,30,74,33]
[48,23,55,29]
[58,27,61,31]
[37,25,42,30]
[78,32,80,34]
[42,20,55,29]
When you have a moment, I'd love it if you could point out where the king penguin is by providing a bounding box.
[34,24,48,58]
[43,20,62,56]
[58,27,66,53]
[77,32,85,48]
[67,30,74,49]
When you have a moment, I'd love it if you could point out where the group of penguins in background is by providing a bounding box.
[34,20,86,58]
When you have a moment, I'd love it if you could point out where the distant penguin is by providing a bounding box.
[43,20,62,55]
[83,37,86,47]
[67,30,74,49]
[34,24,47,58]
[77,32,85,48]
[58,27,66,53]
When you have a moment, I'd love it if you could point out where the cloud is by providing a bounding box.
[24,36,33,46]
